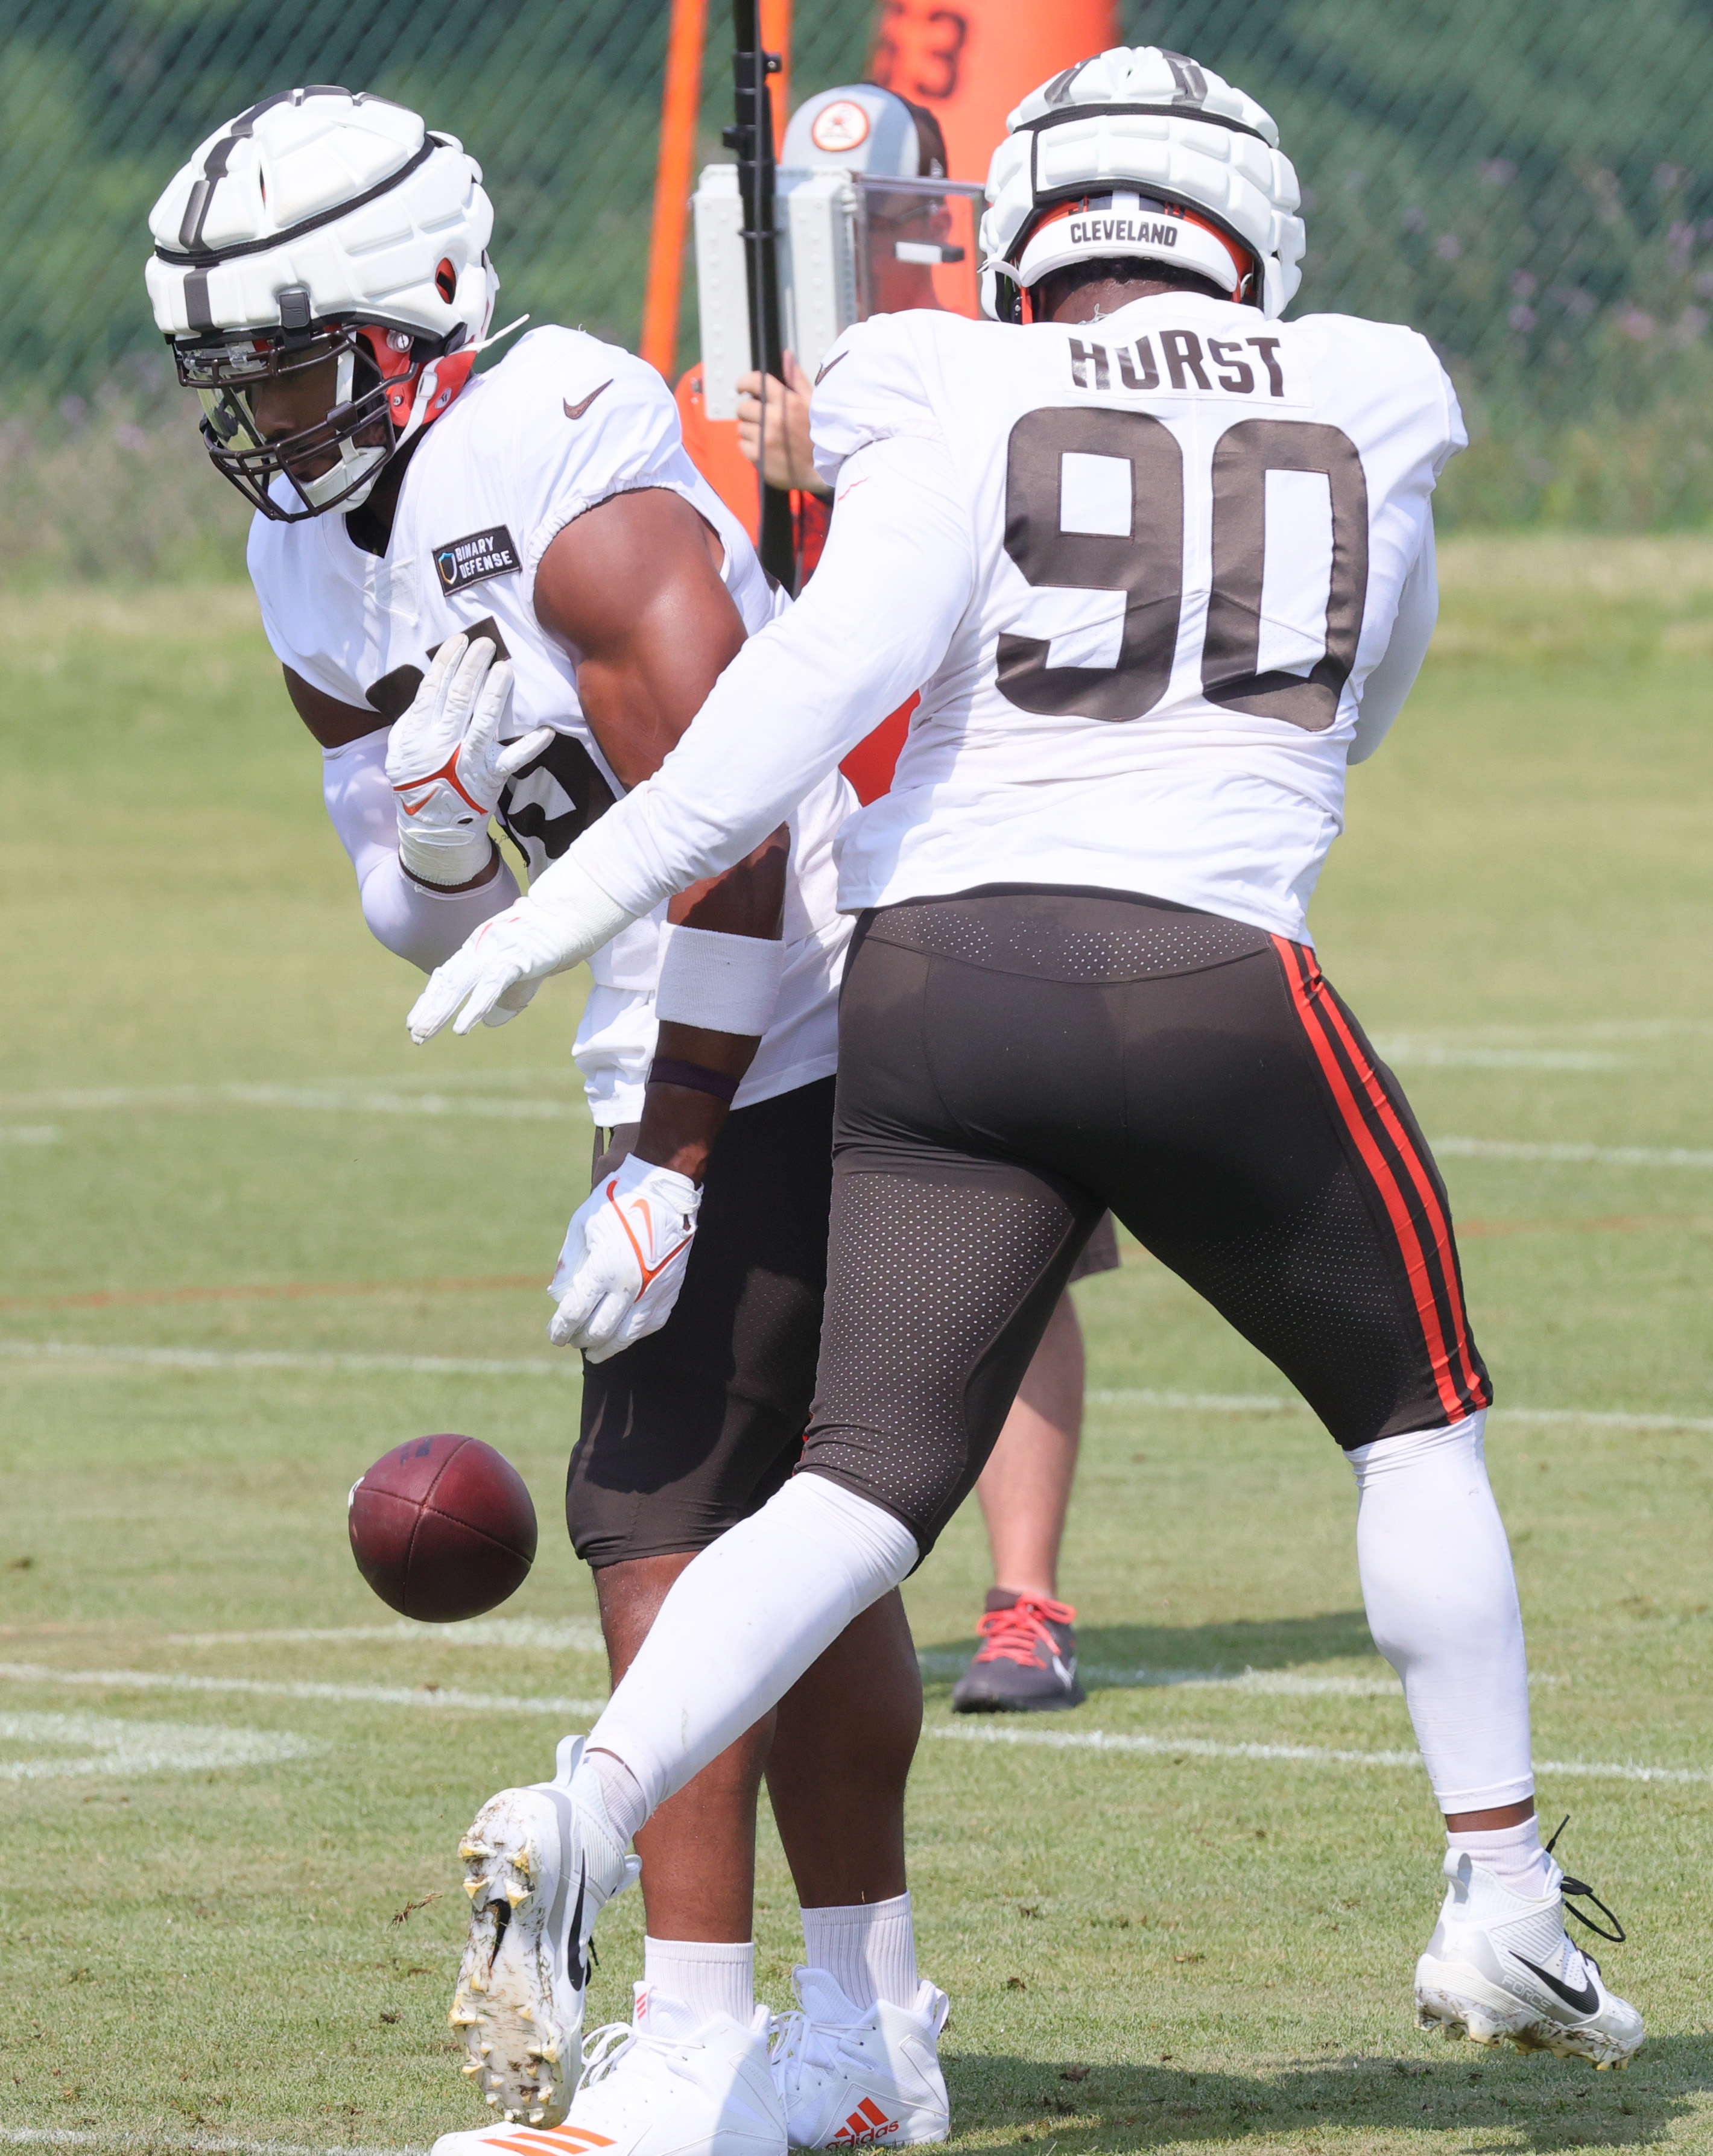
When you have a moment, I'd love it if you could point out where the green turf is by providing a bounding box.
[1,546,1711,2154]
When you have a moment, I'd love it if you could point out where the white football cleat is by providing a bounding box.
[1414,1849,1644,2069]
[449,1735,639,2126]
[431,1985,787,2156]
[770,1968,951,2147]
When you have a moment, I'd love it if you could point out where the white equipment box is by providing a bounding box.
[694,166,986,419]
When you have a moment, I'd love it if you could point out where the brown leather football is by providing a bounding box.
[347,1434,537,1622]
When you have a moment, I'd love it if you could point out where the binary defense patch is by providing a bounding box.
[433,525,521,595]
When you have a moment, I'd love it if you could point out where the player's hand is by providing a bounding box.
[408,856,638,1043]
[387,633,553,885]
[405,899,561,1037]
[548,1154,701,1361]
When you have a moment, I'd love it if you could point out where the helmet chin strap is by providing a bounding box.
[304,310,531,513]
[299,346,389,512]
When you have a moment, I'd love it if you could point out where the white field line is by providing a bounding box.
[0,2133,423,2156]
[1373,1040,1627,1070]
[0,1084,577,1121]
[0,1663,604,1718]
[0,1710,316,1783]
[0,1127,57,1145]
[1084,1386,1713,1434]
[2,1341,1705,1432]
[928,1724,1713,1786]
[168,1618,607,1654]
[913,1649,1400,1695]
[2,1674,1685,1786]
[0,1341,569,1379]
[1433,1136,1713,1170]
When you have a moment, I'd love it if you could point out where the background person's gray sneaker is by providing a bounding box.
[951,1589,1086,1713]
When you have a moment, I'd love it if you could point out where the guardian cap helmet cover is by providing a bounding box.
[146,86,498,519]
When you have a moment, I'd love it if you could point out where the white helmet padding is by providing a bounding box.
[978,46,1305,321]
[145,86,498,519]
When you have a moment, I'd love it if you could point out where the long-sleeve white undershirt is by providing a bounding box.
[321,730,519,972]
[1350,513,1437,763]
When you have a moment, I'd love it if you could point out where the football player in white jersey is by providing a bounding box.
[413,48,1645,2072]
[147,89,952,2155]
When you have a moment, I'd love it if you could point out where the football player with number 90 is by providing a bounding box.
[415,46,1646,2078]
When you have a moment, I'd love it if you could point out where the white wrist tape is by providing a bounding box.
[655,925,786,1037]
[397,821,496,888]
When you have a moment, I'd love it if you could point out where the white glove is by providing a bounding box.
[408,855,637,1042]
[386,633,553,886]
[548,1154,701,1361]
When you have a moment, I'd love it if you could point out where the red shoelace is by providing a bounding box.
[970,1593,1078,1668]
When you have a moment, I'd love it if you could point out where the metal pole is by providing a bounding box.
[727,0,796,588]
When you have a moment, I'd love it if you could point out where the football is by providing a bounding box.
[347,1434,538,1622]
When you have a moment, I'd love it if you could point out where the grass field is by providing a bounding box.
[1,540,1711,2155]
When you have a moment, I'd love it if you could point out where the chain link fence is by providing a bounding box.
[4,0,1711,577]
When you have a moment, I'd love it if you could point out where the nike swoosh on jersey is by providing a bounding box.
[1510,1952,1598,2015]
[563,380,613,420]
[814,351,847,386]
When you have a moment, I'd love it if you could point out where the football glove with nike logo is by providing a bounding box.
[548,1154,701,1361]
[387,631,553,887]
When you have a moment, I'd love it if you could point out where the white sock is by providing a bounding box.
[802,1891,918,2011]
[587,1475,919,1822]
[643,1936,755,2025]
[1447,1814,1556,1901]
[1347,1413,1535,1813]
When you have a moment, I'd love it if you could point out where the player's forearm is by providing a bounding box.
[323,731,518,969]
[635,1019,761,1182]
[1351,513,1439,764]
[565,436,971,918]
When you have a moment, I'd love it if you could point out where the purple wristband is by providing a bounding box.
[648,1056,739,1105]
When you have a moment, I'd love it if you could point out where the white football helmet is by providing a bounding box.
[145,86,498,519]
[978,46,1305,323]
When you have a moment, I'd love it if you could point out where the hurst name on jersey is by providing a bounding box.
[248,327,850,1121]
[803,292,1464,942]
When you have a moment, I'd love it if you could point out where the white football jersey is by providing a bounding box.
[800,291,1464,938]
[248,326,850,1121]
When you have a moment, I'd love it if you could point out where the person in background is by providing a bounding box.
[735,80,1115,1716]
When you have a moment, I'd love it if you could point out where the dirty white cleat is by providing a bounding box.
[770,1968,951,2146]
[448,1734,639,2126]
[1414,1848,1644,2069]
[432,1984,787,2156]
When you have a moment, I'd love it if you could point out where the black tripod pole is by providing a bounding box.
[726,0,796,590]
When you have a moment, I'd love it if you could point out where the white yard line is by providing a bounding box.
[1433,1136,1713,1170]
[3,1670,1683,1787]
[0,1084,577,1120]
[0,1663,604,1718]
[168,1619,607,1654]
[3,1341,1704,1432]
[1373,1041,1627,1070]
[1084,1386,1713,1433]
[0,1341,569,1379]
[0,1710,316,1783]
[929,1724,1713,1786]
[0,2134,422,2156]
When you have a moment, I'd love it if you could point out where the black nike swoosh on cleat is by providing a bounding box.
[563,381,613,420]
[1510,1952,1599,2015]
[565,1859,586,1989]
